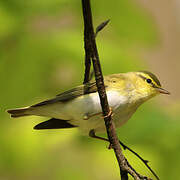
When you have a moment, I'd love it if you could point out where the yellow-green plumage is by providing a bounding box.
[7,71,169,135]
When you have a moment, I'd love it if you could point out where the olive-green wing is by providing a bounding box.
[31,81,98,107]
[56,81,98,98]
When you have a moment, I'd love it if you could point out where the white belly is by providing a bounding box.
[64,91,138,134]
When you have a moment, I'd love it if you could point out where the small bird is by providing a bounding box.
[7,71,169,140]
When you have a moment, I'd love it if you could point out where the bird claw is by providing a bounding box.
[103,107,113,119]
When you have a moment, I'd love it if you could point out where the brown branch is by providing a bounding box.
[81,0,154,180]
[82,0,131,179]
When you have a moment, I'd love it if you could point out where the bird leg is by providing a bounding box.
[103,107,114,118]
[84,107,113,120]
[89,129,117,149]
[89,129,109,143]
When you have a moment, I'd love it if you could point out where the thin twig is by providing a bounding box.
[82,0,93,84]
[87,19,110,81]
[120,141,160,180]
[89,130,159,180]
[95,19,110,37]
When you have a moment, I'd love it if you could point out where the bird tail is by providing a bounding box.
[7,107,31,118]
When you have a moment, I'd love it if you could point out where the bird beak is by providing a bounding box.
[156,87,170,95]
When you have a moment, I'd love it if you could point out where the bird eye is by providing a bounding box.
[146,78,152,84]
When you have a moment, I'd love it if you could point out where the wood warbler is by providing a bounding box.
[7,71,169,136]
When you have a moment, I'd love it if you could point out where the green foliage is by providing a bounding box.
[0,0,179,180]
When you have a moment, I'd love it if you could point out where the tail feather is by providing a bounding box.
[7,107,30,118]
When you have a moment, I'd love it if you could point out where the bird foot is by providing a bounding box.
[103,107,114,119]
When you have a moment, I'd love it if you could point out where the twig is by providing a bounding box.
[95,19,110,37]
[87,20,110,82]
[82,0,93,84]
[89,130,159,180]
[120,141,160,180]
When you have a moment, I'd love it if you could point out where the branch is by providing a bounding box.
[82,0,129,179]
[81,0,154,180]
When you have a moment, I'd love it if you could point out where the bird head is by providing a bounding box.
[127,71,170,103]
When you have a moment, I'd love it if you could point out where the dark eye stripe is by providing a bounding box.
[140,71,161,86]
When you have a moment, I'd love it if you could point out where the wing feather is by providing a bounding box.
[31,81,98,107]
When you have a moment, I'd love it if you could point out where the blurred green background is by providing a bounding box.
[1,0,180,179]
